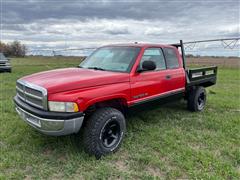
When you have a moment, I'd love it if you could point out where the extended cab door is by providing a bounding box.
[162,47,185,91]
[129,47,185,105]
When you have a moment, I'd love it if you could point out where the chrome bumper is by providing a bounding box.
[15,105,84,136]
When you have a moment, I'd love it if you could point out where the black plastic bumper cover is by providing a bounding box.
[0,66,11,72]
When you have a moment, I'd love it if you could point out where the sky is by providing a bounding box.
[0,0,239,56]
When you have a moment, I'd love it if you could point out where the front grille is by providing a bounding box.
[0,61,7,66]
[16,80,48,110]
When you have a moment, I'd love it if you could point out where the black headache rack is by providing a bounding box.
[171,40,218,88]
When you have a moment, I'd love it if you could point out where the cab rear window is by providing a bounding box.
[163,48,179,69]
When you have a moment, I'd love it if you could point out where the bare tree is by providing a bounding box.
[0,41,26,57]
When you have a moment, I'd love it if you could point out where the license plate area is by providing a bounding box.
[25,114,41,128]
[16,107,41,128]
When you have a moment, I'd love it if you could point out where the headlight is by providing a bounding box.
[48,101,79,112]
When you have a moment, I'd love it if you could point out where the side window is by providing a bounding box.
[163,48,179,69]
[140,48,166,70]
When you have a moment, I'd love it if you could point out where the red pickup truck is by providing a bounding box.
[14,40,217,158]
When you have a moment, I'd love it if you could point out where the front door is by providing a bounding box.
[130,48,171,104]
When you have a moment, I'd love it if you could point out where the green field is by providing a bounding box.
[0,57,240,179]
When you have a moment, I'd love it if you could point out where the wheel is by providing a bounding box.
[83,107,126,159]
[187,86,206,112]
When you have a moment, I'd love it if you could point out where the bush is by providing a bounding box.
[0,41,26,57]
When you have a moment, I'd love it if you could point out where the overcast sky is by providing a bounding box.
[0,0,239,56]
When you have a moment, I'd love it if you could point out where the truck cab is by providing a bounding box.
[14,41,217,158]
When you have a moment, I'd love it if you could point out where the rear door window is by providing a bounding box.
[163,48,179,69]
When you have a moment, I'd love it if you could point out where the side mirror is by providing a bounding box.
[137,60,156,72]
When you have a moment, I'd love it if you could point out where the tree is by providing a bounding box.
[0,40,26,57]
[10,41,26,57]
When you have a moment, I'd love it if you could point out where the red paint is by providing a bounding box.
[21,44,186,112]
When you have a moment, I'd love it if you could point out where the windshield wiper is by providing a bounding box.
[87,67,106,71]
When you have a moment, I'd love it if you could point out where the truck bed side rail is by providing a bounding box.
[186,66,217,87]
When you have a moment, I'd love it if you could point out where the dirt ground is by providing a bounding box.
[186,57,240,68]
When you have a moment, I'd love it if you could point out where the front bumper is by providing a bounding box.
[14,96,84,136]
[0,66,11,72]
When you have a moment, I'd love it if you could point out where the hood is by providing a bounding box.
[21,68,129,93]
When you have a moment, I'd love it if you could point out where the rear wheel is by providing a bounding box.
[83,107,126,159]
[187,86,206,112]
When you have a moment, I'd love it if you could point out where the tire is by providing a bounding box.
[187,86,206,112]
[83,107,126,159]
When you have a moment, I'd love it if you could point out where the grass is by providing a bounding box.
[0,57,239,179]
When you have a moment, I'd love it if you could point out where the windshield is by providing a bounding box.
[0,53,7,60]
[79,47,140,72]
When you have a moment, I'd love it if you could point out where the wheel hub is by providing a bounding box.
[198,92,205,109]
[100,118,121,148]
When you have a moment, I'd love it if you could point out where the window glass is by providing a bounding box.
[140,48,166,70]
[163,48,179,69]
[0,53,7,60]
[80,47,140,72]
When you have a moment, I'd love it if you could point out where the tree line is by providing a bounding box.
[0,41,26,57]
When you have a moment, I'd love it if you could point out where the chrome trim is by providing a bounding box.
[26,98,44,109]
[130,88,185,105]
[17,93,25,102]
[16,86,24,93]
[16,79,48,110]
[25,91,43,100]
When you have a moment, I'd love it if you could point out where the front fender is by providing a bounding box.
[48,82,131,112]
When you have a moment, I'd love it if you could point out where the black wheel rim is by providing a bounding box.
[198,92,205,109]
[100,118,121,148]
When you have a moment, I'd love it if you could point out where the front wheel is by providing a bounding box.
[83,107,126,159]
[187,86,206,112]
